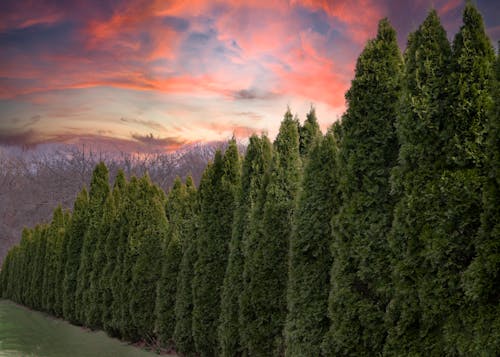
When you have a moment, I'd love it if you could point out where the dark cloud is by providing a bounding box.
[131,133,186,149]
[162,16,190,32]
[120,117,167,131]
[0,128,187,153]
[0,129,38,148]
[233,89,277,101]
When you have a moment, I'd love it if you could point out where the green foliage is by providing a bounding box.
[286,126,340,357]
[75,162,110,326]
[385,10,452,355]
[324,18,402,356]
[240,110,301,356]
[129,175,168,341]
[62,188,89,323]
[173,180,199,357]
[219,134,273,357]
[461,41,500,356]
[102,170,126,336]
[192,140,241,356]
[299,107,322,157]
[42,206,67,314]
[155,177,192,345]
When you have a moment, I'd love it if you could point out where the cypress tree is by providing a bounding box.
[42,206,66,314]
[54,210,71,317]
[75,162,110,326]
[240,110,301,356]
[462,42,500,355]
[155,177,192,345]
[102,170,127,336]
[192,140,241,356]
[385,10,453,355]
[62,188,89,323]
[324,19,402,356]
[116,176,141,340]
[173,176,199,357]
[31,225,49,310]
[286,125,341,357]
[218,134,273,357]
[129,175,168,341]
[299,107,322,157]
[86,190,114,328]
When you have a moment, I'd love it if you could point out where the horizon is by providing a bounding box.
[1,0,499,153]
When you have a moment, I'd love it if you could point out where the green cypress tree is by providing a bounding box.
[42,206,66,314]
[324,19,402,356]
[385,10,453,355]
[192,140,241,356]
[75,162,110,326]
[462,42,500,356]
[240,110,301,356]
[62,188,89,323]
[117,176,141,340]
[299,107,322,157]
[129,175,168,341]
[219,134,273,357]
[54,210,71,317]
[31,225,49,310]
[286,125,341,357]
[155,177,191,346]
[173,176,199,357]
[86,190,114,328]
[102,170,127,336]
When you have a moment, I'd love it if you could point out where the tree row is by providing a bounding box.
[1,4,499,356]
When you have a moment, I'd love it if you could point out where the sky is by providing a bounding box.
[0,0,499,153]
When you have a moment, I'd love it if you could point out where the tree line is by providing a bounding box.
[1,4,499,356]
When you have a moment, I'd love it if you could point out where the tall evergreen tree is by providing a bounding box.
[462,42,500,356]
[385,10,453,355]
[192,141,241,356]
[102,170,127,336]
[42,206,66,314]
[62,188,89,323]
[129,175,168,341]
[324,19,402,356]
[173,176,200,357]
[75,162,110,326]
[240,110,301,356]
[299,107,322,157]
[286,125,341,357]
[31,225,49,310]
[155,177,192,345]
[219,134,273,357]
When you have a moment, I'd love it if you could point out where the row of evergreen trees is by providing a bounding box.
[1,4,499,356]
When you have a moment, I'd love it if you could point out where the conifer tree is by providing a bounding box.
[385,10,453,355]
[286,125,340,357]
[155,177,192,345]
[86,190,114,328]
[219,134,273,357]
[299,107,322,157]
[192,141,241,356]
[75,162,110,326]
[62,188,89,323]
[173,176,199,357]
[462,42,500,355]
[102,170,126,336]
[240,110,301,356]
[324,18,402,356]
[116,176,141,339]
[129,175,168,341]
[42,206,66,314]
[31,225,49,310]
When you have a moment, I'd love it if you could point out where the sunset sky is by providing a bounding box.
[1,0,499,153]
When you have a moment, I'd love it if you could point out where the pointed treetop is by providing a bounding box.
[113,169,127,191]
